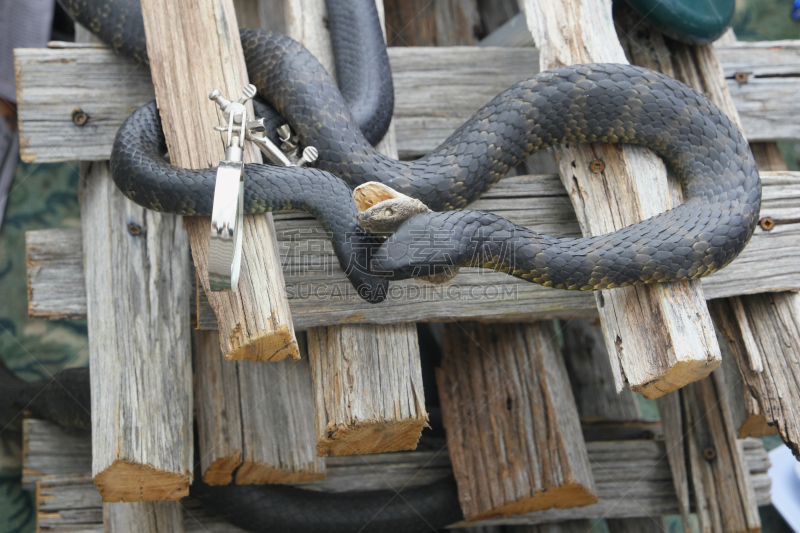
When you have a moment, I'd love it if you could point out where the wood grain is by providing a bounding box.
[307,324,427,455]
[26,417,770,528]
[138,0,298,363]
[194,329,324,484]
[15,42,799,162]
[438,322,597,521]
[522,0,722,399]
[26,170,800,327]
[80,160,193,502]
[288,0,427,457]
[560,319,642,422]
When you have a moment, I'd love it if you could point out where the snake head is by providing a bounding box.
[353,182,431,235]
[357,198,431,235]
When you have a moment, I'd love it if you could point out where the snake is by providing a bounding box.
[14,0,761,531]
[103,25,760,298]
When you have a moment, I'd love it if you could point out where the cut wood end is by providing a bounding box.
[93,460,190,502]
[225,325,300,362]
[632,357,722,399]
[201,456,243,486]
[234,460,325,485]
[461,481,599,522]
[316,416,428,457]
[737,414,779,439]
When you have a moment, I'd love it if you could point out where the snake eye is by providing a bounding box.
[384,208,394,217]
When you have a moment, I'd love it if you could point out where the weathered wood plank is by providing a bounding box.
[16,41,800,163]
[682,371,761,533]
[26,417,770,529]
[194,329,324,485]
[80,160,193,502]
[308,324,427,456]
[438,322,597,521]
[22,418,91,492]
[523,0,723,399]
[286,0,427,457]
[711,294,800,458]
[561,319,642,422]
[139,0,298,363]
[717,326,778,439]
[25,171,800,326]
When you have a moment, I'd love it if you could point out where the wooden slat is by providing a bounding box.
[25,417,771,529]
[139,0,298,363]
[193,330,324,485]
[289,0,427,456]
[438,322,597,521]
[561,319,642,422]
[21,418,91,492]
[15,41,800,163]
[717,327,778,439]
[25,170,800,327]
[683,371,761,533]
[308,324,427,456]
[81,161,193,503]
[523,0,723,399]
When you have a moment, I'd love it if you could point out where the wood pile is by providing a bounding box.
[12,0,800,531]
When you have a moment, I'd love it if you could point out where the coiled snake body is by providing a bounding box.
[109,34,761,296]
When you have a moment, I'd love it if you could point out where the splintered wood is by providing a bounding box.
[80,160,193,502]
[139,0,298,363]
[438,322,597,521]
[288,0,427,456]
[522,0,721,398]
[193,330,324,485]
[307,325,427,456]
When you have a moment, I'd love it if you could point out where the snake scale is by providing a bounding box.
[6,0,761,531]
[108,30,761,298]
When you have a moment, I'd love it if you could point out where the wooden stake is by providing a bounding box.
[286,0,428,456]
[308,324,427,456]
[138,0,298,363]
[194,329,324,484]
[80,156,193,503]
[438,322,597,521]
[521,0,721,399]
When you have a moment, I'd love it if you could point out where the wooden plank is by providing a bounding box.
[561,319,642,422]
[711,294,800,457]
[523,0,722,399]
[464,438,770,527]
[68,28,188,533]
[288,0,427,456]
[308,324,427,456]
[438,321,597,521]
[194,329,323,485]
[25,170,800,327]
[682,371,761,533]
[16,41,800,163]
[26,417,771,529]
[80,162,193,502]
[22,418,91,492]
[139,0,298,363]
[36,473,246,533]
[384,0,479,46]
[717,326,778,439]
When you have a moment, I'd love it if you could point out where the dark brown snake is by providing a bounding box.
[13,1,761,532]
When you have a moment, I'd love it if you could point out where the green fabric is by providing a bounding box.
[0,159,87,532]
[623,0,735,44]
